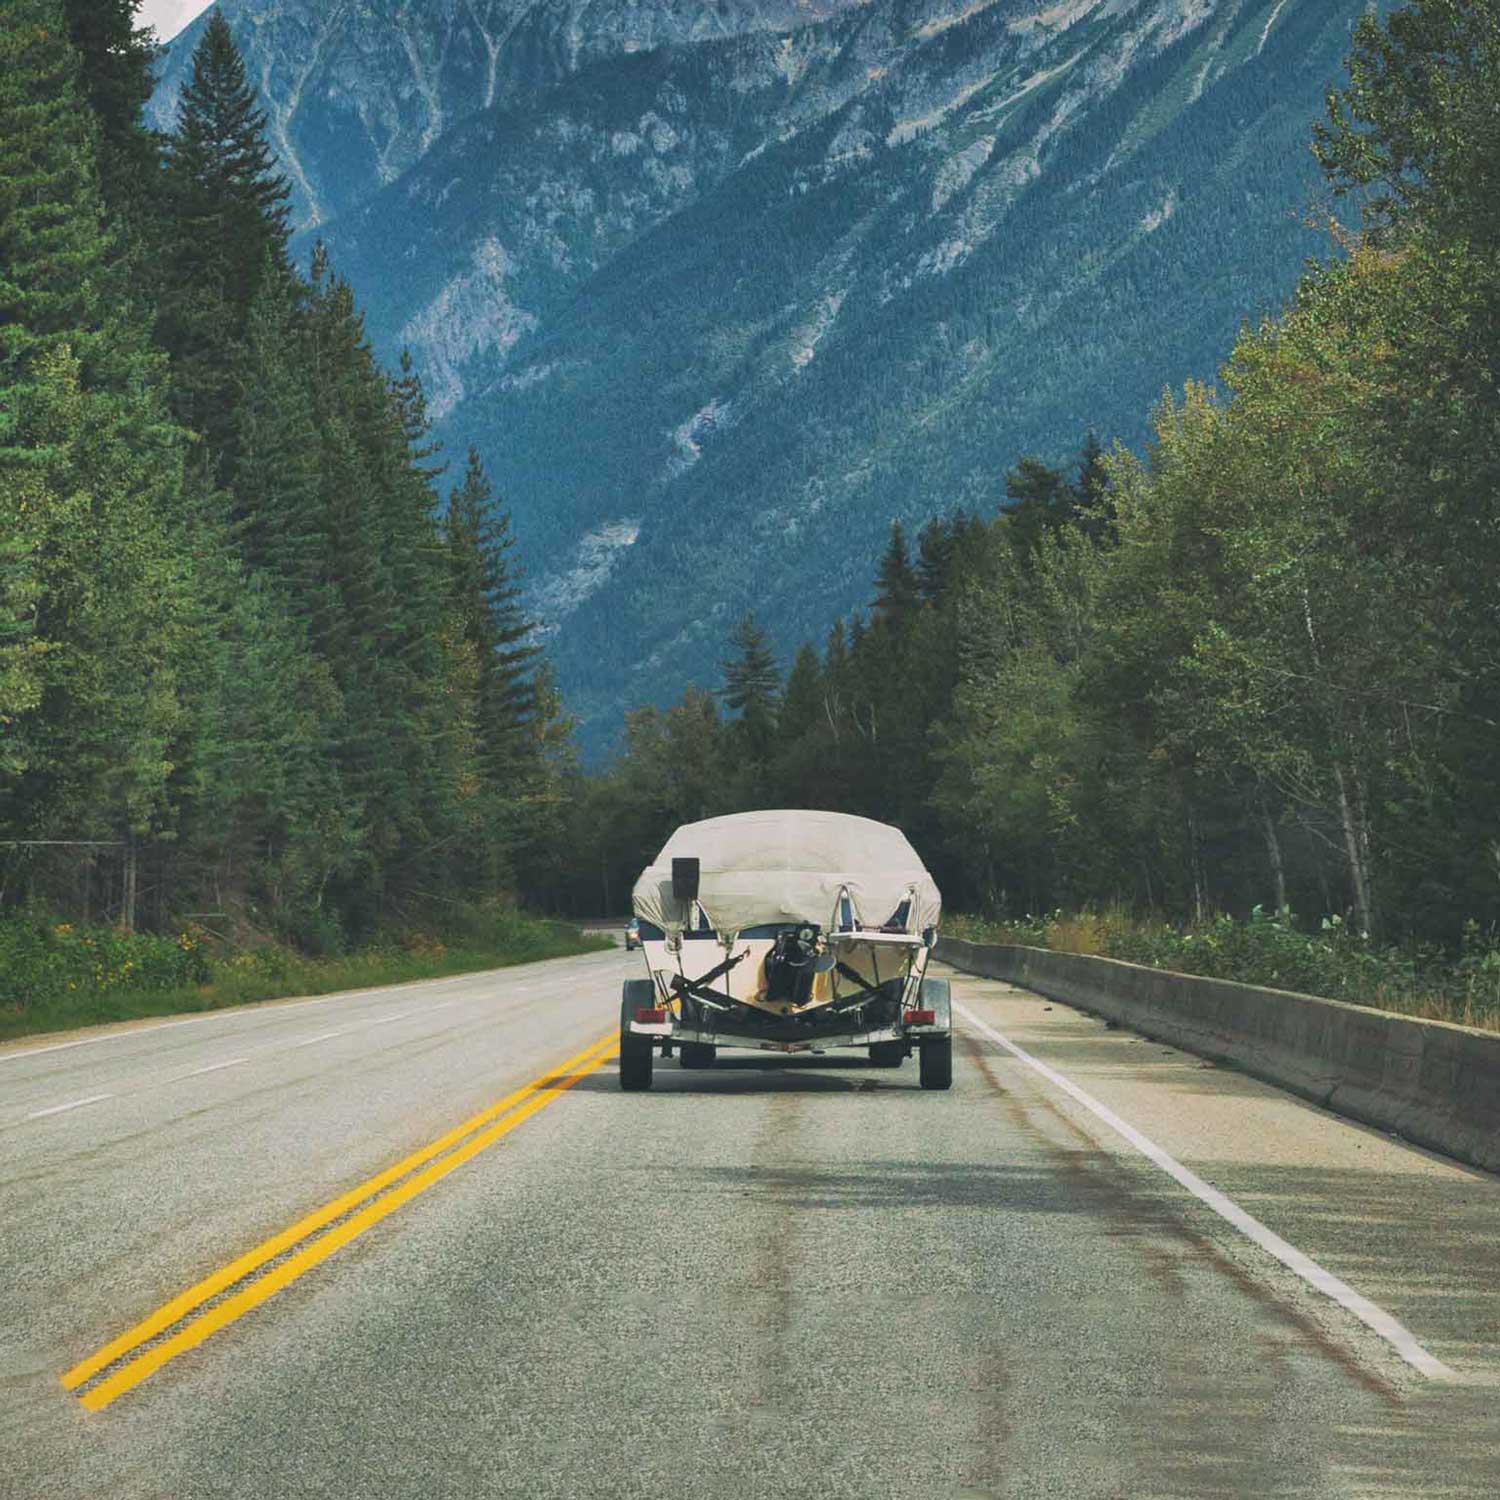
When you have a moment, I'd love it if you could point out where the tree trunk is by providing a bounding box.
[1259,797,1287,914]
[123,836,138,934]
[1331,760,1374,937]
[1301,587,1374,936]
[1187,806,1205,924]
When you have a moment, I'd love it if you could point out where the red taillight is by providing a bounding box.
[904,1008,936,1027]
[635,1006,667,1025]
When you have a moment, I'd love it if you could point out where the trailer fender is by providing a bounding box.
[914,975,952,1034]
[622,978,671,1035]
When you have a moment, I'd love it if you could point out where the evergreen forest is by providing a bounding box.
[1,2,570,964]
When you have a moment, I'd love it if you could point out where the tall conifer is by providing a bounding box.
[873,519,919,622]
[446,447,540,789]
[60,0,159,230]
[0,1,200,852]
[158,12,290,456]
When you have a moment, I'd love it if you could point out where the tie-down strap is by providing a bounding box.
[669,946,752,1008]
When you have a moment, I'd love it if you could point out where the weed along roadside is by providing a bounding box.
[945,909,1500,1034]
[0,911,612,1046]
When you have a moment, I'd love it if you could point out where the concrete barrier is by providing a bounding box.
[936,937,1500,1176]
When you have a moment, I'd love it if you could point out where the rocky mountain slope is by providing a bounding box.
[155,1,1375,750]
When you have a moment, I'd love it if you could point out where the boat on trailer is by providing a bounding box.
[618,809,953,1091]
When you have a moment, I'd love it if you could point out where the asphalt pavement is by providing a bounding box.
[2,945,1497,1498]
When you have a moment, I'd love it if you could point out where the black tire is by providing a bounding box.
[919,1035,953,1090]
[619,982,655,1092]
[868,1041,906,1068]
[679,1042,716,1069]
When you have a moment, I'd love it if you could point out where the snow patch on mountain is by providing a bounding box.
[1155,0,1217,49]
[1257,0,1291,55]
[498,360,564,392]
[1009,0,1113,36]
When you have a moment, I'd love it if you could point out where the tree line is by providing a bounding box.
[0,2,566,950]
[559,0,1500,948]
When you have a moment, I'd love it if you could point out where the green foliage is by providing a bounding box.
[0,907,610,1043]
[156,11,291,456]
[0,5,201,848]
[950,907,1500,1033]
[0,915,211,1012]
[0,4,570,957]
[60,0,159,233]
[1314,0,1500,247]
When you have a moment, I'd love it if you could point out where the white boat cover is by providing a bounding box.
[632,810,941,937]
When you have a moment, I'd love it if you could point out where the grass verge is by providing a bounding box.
[0,913,614,1047]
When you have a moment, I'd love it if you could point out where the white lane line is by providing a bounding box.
[954,1000,1458,1382]
[290,1030,346,1049]
[26,1093,115,1120]
[363,1011,413,1027]
[174,1057,248,1080]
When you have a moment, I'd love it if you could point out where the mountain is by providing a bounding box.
[153,1,1374,751]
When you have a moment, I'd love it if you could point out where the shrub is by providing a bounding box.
[0,916,212,1012]
[949,907,1500,1030]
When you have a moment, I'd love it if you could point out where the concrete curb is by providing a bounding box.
[937,937,1500,1176]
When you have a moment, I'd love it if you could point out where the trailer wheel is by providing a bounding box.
[679,1042,716,1069]
[919,1035,953,1091]
[868,1041,906,1068]
[619,981,655,1092]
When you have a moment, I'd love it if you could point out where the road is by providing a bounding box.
[2,945,1498,1498]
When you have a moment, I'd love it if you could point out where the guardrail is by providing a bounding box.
[936,937,1500,1176]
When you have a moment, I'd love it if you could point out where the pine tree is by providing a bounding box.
[873,519,918,622]
[1072,431,1114,543]
[0,4,111,394]
[0,2,201,860]
[157,11,290,457]
[780,644,824,737]
[915,516,956,604]
[719,613,780,722]
[391,348,445,485]
[60,0,159,229]
[1002,456,1070,558]
[227,271,325,593]
[0,482,44,772]
[446,445,540,795]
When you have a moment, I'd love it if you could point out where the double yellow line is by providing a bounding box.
[63,1031,619,1411]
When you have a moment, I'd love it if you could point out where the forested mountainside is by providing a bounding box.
[550,0,1500,985]
[155,0,1377,749]
[149,0,872,228]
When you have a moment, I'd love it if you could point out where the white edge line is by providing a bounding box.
[954,999,1459,1382]
[26,1092,115,1120]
